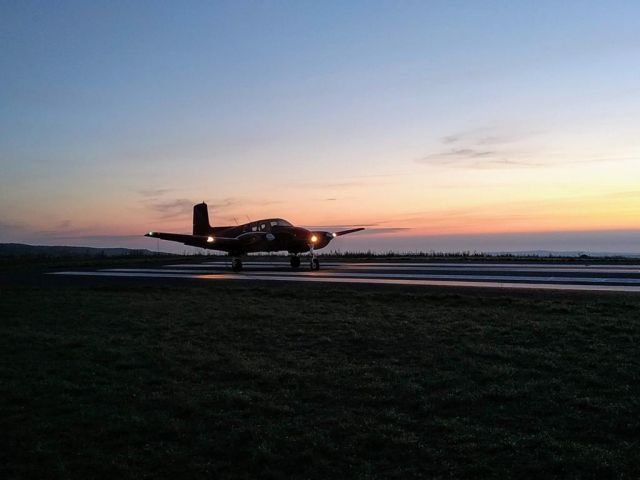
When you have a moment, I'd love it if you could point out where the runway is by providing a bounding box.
[49,260,640,292]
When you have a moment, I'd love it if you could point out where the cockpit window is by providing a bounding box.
[271,219,292,227]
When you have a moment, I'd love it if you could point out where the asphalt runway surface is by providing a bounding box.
[49,260,640,292]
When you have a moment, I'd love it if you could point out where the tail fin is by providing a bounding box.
[193,202,213,235]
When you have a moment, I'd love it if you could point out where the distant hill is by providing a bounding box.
[491,250,640,258]
[0,243,164,257]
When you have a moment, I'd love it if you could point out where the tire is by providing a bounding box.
[231,258,243,272]
[290,256,301,268]
[310,258,320,271]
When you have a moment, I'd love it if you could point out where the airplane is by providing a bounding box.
[145,202,364,271]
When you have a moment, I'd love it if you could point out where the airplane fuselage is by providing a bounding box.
[208,219,333,255]
[145,202,363,270]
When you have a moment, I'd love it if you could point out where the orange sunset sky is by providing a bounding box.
[1,2,639,253]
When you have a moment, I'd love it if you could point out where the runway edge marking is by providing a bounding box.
[47,271,640,292]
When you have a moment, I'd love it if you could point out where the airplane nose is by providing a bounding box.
[292,227,311,239]
[307,231,333,247]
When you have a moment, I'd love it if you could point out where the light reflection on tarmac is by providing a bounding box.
[49,261,640,292]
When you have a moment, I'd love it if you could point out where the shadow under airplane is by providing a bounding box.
[145,202,364,271]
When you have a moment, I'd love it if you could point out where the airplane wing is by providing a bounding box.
[145,231,277,250]
[145,232,241,250]
[334,227,365,237]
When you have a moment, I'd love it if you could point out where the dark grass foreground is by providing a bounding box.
[1,283,639,479]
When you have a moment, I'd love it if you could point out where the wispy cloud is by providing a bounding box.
[144,196,286,222]
[417,149,546,169]
[440,127,528,146]
[147,198,196,219]
[0,219,144,245]
[298,180,374,189]
[420,128,637,169]
[417,128,541,169]
[470,159,547,169]
[420,148,496,164]
[0,219,29,240]
[0,219,86,241]
[141,191,280,219]
[295,172,408,190]
[441,134,460,144]
[138,188,174,198]
[55,219,72,230]
[207,198,239,210]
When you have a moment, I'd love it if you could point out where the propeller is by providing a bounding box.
[332,228,365,237]
[308,228,365,246]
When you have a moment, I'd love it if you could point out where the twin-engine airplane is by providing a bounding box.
[145,202,364,271]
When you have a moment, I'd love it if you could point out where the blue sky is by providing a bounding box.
[1,1,639,253]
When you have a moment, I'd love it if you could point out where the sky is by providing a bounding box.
[1,1,639,254]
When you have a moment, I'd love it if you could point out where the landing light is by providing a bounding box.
[148,231,155,236]
[332,232,337,238]
[310,235,318,243]
[207,236,214,243]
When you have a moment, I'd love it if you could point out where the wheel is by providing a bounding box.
[231,258,243,272]
[290,256,301,268]
[310,258,320,271]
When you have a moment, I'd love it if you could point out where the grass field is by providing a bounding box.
[2,279,639,479]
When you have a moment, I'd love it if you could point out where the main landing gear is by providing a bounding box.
[289,251,320,270]
[231,257,243,272]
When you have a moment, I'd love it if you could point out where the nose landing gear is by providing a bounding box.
[309,246,320,271]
